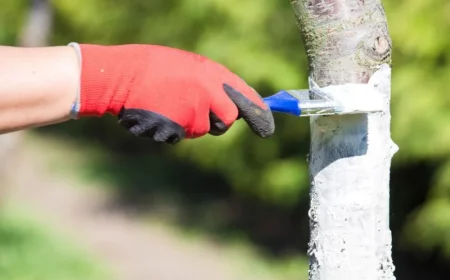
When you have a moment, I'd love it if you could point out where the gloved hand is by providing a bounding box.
[69,43,275,144]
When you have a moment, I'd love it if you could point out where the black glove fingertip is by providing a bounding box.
[118,108,186,144]
[208,111,228,136]
[223,84,275,138]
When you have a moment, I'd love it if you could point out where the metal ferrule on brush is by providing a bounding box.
[284,89,342,116]
[298,99,343,116]
[263,81,384,117]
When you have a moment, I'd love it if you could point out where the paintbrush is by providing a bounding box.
[263,78,384,117]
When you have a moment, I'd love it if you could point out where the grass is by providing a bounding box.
[0,205,110,280]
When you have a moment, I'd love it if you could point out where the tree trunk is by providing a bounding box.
[289,1,397,279]
[18,0,53,47]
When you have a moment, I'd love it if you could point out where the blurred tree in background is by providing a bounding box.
[1,0,450,279]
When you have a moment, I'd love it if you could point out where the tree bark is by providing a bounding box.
[289,1,397,279]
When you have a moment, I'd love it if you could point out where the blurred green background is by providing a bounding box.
[1,0,450,279]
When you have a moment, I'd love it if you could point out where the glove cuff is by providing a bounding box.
[67,42,81,119]
[75,44,139,117]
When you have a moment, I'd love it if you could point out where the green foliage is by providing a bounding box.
[402,158,450,256]
[383,0,450,259]
[0,0,27,43]
[0,207,109,280]
[48,0,311,207]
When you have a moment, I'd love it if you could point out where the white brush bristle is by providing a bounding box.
[311,81,385,114]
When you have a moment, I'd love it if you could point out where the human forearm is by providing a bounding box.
[0,43,274,141]
[0,45,78,134]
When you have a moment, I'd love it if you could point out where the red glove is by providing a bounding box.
[72,43,274,144]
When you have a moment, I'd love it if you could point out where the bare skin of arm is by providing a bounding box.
[0,45,78,134]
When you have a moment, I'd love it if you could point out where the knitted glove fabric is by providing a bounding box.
[73,43,275,144]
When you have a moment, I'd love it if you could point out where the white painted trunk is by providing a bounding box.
[289,1,397,279]
[308,65,397,280]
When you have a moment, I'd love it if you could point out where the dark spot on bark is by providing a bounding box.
[374,36,389,54]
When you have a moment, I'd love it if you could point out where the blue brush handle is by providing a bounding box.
[263,91,301,116]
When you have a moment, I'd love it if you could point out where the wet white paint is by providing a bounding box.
[308,78,385,115]
[308,64,397,280]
